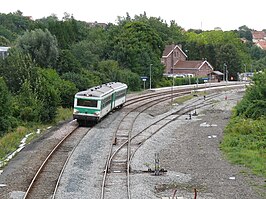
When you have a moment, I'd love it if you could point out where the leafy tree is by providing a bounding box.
[235,70,266,119]
[216,43,242,80]
[35,15,85,49]
[0,77,13,136]
[56,49,82,74]
[117,69,141,91]
[61,69,101,91]
[253,57,266,71]
[71,40,100,70]
[249,45,266,60]
[107,21,164,77]
[0,49,38,93]
[34,68,60,122]
[16,28,59,67]
[238,25,252,41]
[0,35,10,46]
[14,80,41,122]
[97,60,120,82]
[0,11,34,36]
[39,68,78,108]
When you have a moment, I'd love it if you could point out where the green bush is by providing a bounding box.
[221,116,266,177]
[0,77,13,136]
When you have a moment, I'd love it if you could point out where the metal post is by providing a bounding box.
[154,153,160,176]
[149,64,152,90]
[171,73,174,105]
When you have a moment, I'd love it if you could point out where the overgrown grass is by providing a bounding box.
[0,107,73,166]
[220,115,266,177]
[173,91,206,105]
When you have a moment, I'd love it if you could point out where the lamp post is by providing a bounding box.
[149,64,152,90]
[224,63,227,82]
[171,67,174,105]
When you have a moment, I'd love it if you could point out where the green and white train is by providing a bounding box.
[73,82,128,124]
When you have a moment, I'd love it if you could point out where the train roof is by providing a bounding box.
[75,82,127,98]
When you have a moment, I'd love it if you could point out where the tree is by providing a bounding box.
[0,11,34,37]
[38,68,78,108]
[56,49,82,74]
[0,25,17,43]
[216,43,242,80]
[15,80,41,122]
[34,68,60,122]
[235,70,266,119]
[97,60,120,82]
[249,45,266,60]
[238,25,252,41]
[0,77,13,136]
[0,35,10,46]
[61,69,101,91]
[16,28,59,67]
[71,40,100,70]
[0,49,38,93]
[107,21,164,77]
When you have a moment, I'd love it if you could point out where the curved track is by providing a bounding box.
[100,83,229,199]
[23,126,90,199]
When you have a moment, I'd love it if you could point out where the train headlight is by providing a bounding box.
[94,112,100,116]
[74,109,79,114]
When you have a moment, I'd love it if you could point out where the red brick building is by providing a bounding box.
[161,44,216,78]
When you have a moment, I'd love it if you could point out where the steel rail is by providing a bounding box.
[23,125,82,199]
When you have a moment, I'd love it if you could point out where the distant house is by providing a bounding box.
[0,46,10,59]
[252,31,266,43]
[87,22,107,28]
[256,40,266,50]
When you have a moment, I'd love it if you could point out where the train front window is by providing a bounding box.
[77,99,97,107]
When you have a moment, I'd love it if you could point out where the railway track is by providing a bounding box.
[124,81,247,107]
[22,82,245,199]
[100,84,225,199]
[22,126,90,199]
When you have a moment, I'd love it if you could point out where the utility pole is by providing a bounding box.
[149,64,152,90]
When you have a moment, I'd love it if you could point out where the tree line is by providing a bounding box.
[0,11,266,136]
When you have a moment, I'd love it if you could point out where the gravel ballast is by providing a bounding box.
[0,88,265,199]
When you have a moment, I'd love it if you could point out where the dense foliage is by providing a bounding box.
[235,71,266,119]
[0,10,266,138]
[221,70,266,177]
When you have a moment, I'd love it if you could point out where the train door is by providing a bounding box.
[111,92,115,109]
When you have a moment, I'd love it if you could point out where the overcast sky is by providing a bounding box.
[0,0,265,31]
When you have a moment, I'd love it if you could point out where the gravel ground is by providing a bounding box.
[0,87,265,199]
[0,119,78,199]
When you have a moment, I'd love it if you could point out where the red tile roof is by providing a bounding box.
[256,41,266,50]
[252,31,266,40]
[174,60,209,69]
[162,44,187,57]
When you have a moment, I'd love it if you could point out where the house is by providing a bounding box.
[252,31,266,43]
[256,40,266,50]
[173,60,214,78]
[162,44,216,78]
[0,46,10,59]
[161,44,187,74]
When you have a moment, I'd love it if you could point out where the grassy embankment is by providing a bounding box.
[0,107,73,167]
[221,114,266,178]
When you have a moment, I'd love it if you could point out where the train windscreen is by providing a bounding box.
[77,99,97,107]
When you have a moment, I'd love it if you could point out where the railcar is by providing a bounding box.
[73,82,127,124]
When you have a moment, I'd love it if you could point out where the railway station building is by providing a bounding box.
[161,44,223,81]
